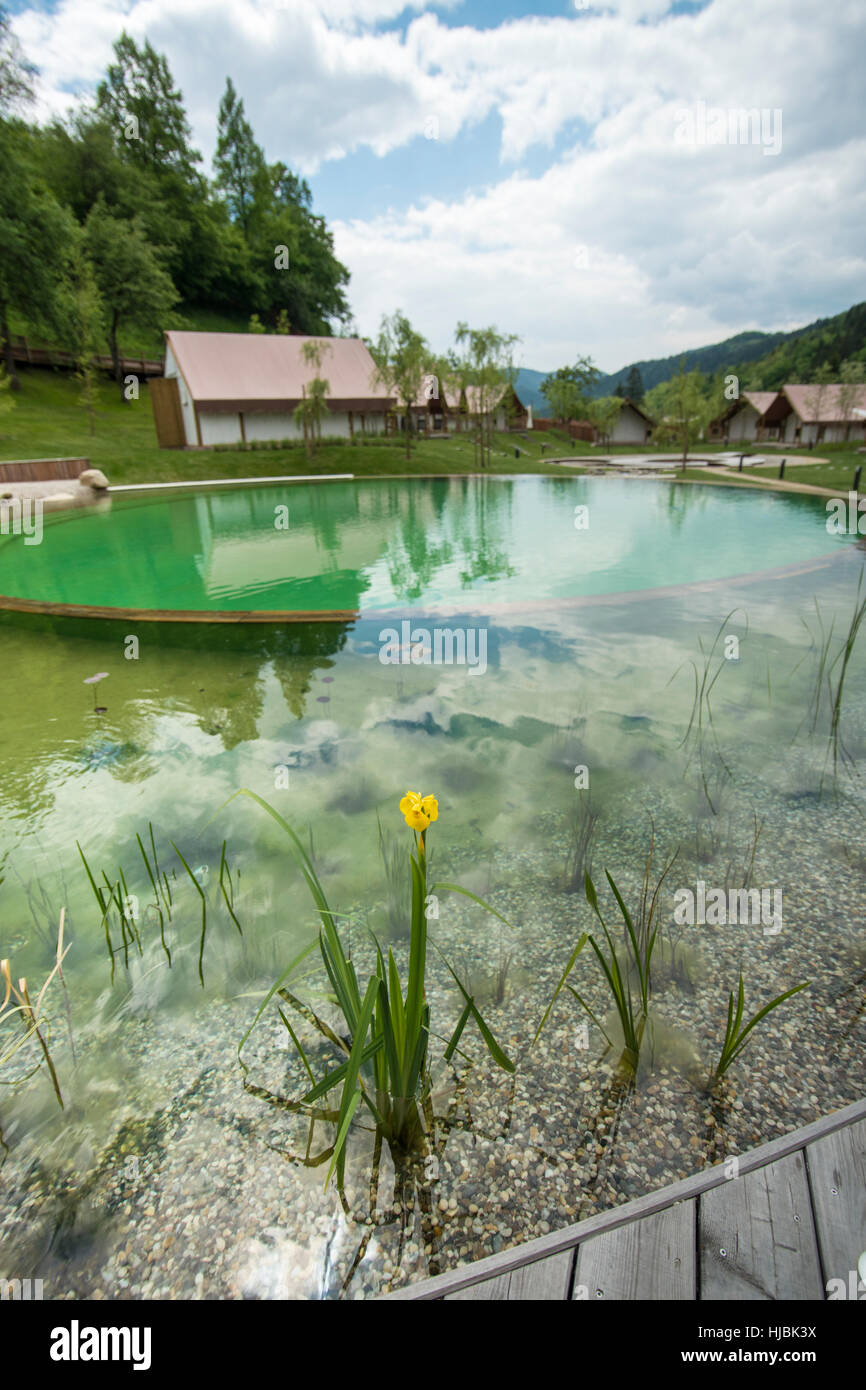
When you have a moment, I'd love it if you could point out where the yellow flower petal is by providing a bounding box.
[400,791,422,815]
[420,795,438,823]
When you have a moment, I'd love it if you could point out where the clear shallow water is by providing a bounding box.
[0,476,848,613]
[0,479,865,1299]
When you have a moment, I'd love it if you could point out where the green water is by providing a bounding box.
[0,478,865,1299]
[0,477,848,613]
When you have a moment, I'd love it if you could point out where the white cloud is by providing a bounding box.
[10,0,866,368]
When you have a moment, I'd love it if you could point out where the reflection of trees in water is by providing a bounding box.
[0,623,353,835]
[385,483,455,602]
[190,624,350,743]
[384,477,519,601]
[457,478,516,587]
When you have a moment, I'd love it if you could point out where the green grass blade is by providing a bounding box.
[533,933,588,1044]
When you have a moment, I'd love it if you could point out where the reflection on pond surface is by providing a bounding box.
[0,476,849,613]
[0,483,865,1298]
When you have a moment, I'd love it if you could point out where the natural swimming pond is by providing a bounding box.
[0,476,848,614]
[1,476,864,1299]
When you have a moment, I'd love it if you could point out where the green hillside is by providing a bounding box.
[592,301,866,397]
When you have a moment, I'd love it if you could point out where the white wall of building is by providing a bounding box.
[199,412,243,447]
[611,404,649,444]
[728,404,759,441]
[244,412,302,442]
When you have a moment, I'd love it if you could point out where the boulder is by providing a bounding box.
[79,468,109,490]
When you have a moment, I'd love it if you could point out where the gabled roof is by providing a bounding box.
[741,391,778,417]
[618,396,654,424]
[438,382,525,414]
[165,331,394,412]
[782,382,866,424]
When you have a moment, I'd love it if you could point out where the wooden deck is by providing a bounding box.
[385,1096,866,1300]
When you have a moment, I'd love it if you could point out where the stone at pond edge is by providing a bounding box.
[80,468,110,490]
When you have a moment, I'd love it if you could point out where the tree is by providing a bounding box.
[97,33,201,179]
[0,4,36,113]
[248,313,266,334]
[294,339,332,458]
[590,396,623,447]
[0,362,14,429]
[805,361,837,439]
[0,122,76,388]
[214,77,267,236]
[369,311,431,461]
[540,357,600,427]
[644,361,712,469]
[83,198,177,395]
[838,359,866,442]
[453,322,520,468]
[625,365,645,403]
[63,237,104,435]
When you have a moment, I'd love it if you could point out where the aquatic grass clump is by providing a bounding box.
[673,611,745,814]
[581,868,658,1071]
[1,911,70,1112]
[235,788,514,1190]
[560,797,598,893]
[800,572,866,785]
[77,825,243,985]
[537,835,677,1074]
[710,973,808,1089]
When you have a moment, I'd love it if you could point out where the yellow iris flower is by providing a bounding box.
[399,791,439,832]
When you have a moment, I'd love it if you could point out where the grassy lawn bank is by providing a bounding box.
[0,369,585,483]
[4,368,864,492]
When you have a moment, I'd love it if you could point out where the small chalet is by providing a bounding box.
[606,397,653,445]
[404,381,528,436]
[150,331,394,448]
[714,384,866,445]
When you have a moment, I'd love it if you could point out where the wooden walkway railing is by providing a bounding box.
[8,335,164,378]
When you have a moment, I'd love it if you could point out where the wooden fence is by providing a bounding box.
[533,416,597,442]
[0,458,89,483]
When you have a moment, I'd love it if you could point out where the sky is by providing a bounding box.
[8,0,866,374]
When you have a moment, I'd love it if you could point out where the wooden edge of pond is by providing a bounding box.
[0,595,362,623]
[382,1095,866,1301]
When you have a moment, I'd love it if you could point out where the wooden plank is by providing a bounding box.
[446,1251,573,1302]
[574,1202,696,1301]
[806,1117,866,1289]
[699,1151,823,1300]
[0,594,362,623]
[149,376,186,449]
[384,1097,866,1300]
[0,457,87,482]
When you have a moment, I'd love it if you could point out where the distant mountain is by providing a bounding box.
[590,327,806,399]
[515,301,866,410]
[513,367,550,414]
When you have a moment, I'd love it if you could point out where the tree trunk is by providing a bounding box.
[110,309,124,403]
[0,305,21,391]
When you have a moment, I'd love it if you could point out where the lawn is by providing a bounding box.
[0,368,580,484]
[6,368,864,493]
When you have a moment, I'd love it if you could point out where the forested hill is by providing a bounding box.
[0,21,351,386]
[591,302,866,397]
